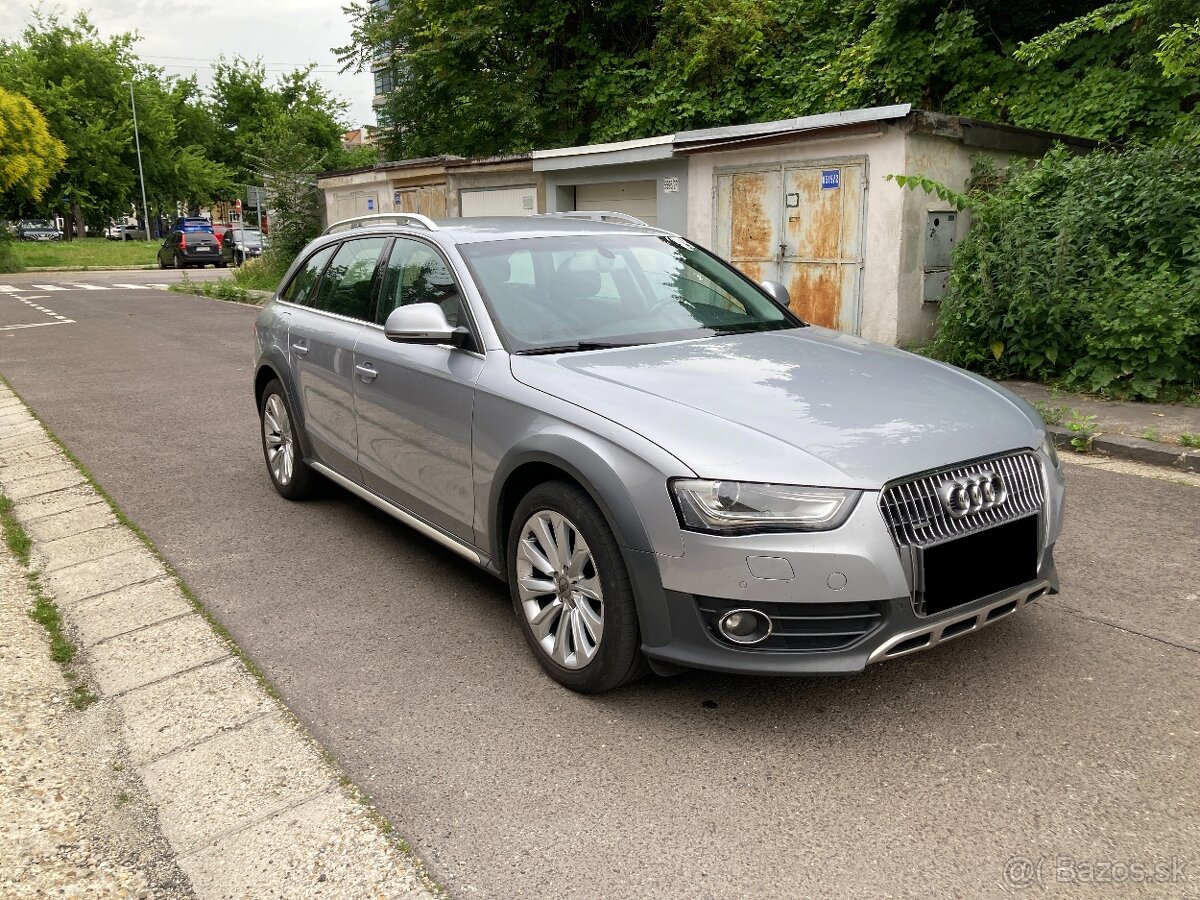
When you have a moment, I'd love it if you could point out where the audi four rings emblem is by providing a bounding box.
[939,472,1008,518]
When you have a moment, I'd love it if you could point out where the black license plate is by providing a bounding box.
[919,515,1038,616]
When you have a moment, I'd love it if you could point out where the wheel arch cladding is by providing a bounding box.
[491,449,675,648]
[254,356,315,461]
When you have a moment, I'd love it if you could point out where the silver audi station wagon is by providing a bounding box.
[252,213,1065,693]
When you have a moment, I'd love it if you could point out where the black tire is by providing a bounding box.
[173,252,185,269]
[258,378,316,500]
[157,254,166,269]
[507,481,648,693]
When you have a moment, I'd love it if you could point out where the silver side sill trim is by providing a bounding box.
[867,579,1050,666]
[309,461,482,565]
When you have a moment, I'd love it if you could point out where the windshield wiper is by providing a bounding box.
[514,341,646,355]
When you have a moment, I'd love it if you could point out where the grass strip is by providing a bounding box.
[168,273,261,305]
[0,490,96,708]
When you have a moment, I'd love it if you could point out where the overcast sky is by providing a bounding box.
[0,0,376,128]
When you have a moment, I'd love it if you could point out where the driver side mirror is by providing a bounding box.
[384,302,470,348]
[760,280,791,309]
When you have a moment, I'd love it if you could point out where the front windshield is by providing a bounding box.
[22,220,54,229]
[459,234,800,352]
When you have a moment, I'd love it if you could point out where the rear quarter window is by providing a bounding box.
[281,245,336,306]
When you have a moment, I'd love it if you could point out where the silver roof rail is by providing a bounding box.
[537,210,649,227]
[323,213,439,235]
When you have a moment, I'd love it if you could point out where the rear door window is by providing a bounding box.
[281,245,335,306]
[311,237,388,321]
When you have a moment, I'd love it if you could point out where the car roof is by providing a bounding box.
[318,216,668,248]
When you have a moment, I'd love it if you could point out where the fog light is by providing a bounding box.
[717,609,772,645]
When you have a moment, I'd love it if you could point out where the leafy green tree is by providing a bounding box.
[0,12,141,235]
[0,86,66,205]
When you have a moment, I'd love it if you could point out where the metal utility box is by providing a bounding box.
[923,210,957,301]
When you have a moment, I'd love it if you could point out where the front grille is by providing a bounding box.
[879,450,1044,548]
[697,597,888,652]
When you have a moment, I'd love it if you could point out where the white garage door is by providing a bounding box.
[460,185,537,217]
[574,181,657,226]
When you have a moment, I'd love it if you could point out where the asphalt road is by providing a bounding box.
[3,274,1198,899]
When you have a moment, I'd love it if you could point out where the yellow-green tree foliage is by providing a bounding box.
[0,87,66,202]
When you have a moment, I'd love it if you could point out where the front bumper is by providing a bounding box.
[636,452,1065,676]
[643,556,1056,676]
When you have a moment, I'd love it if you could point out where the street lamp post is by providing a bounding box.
[122,80,152,242]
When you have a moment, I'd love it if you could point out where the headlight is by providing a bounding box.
[671,479,860,533]
[1041,434,1060,469]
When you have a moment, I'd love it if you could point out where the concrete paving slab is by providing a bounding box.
[38,523,145,572]
[141,713,334,853]
[43,547,165,606]
[179,789,430,900]
[0,410,30,427]
[88,613,229,696]
[71,577,192,647]
[0,453,76,483]
[23,502,118,543]
[12,487,105,523]
[117,656,275,765]
[4,467,87,501]
[0,441,60,467]
[0,423,46,449]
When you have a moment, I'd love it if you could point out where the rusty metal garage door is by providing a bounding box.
[714,161,865,333]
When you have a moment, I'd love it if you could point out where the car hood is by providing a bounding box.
[509,328,1043,488]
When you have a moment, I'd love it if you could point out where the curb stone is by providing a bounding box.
[1048,425,1200,473]
[0,380,443,899]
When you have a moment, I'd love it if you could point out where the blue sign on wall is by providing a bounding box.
[821,169,840,190]
[367,198,375,211]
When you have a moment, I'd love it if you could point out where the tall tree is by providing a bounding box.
[0,87,66,207]
[0,12,140,235]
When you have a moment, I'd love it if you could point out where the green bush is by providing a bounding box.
[930,141,1200,400]
[0,234,23,274]
[232,252,288,292]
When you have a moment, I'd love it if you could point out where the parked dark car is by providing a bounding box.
[157,229,224,268]
[221,228,265,266]
[17,219,61,242]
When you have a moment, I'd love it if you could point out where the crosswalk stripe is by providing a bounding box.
[0,285,26,292]
[64,282,109,290]
[30,284,68,291]
[110,283,149,290]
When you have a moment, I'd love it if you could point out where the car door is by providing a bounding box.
[352,237,484,542]
[284,237,386,480]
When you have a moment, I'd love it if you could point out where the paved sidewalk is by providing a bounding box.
[0,383,441,899]
[1005,380,1200,471]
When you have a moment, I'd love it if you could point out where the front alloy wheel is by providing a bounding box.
[259,379,315,500]
[508,481,647,693]
[517,511,605,669]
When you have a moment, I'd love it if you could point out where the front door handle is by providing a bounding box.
[355,363,378,383]
[291,341,309,357]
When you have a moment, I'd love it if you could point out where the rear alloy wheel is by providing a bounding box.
[259,379,315,500]
[508,481,647,693]
[173,251,185,269]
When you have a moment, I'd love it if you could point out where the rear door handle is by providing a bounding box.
[291,341,309,357]
[355,363,378,383]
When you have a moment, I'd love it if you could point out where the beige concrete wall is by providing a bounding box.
[898,133,1019,346]
[686,127,907,345]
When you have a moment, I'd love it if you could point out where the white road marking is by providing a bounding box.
[1,292,76,331]
[30,284,68,291]
[110,283,149,290]
[0,285,27,292]
[0,319,75,331]
[63,282,109,290]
